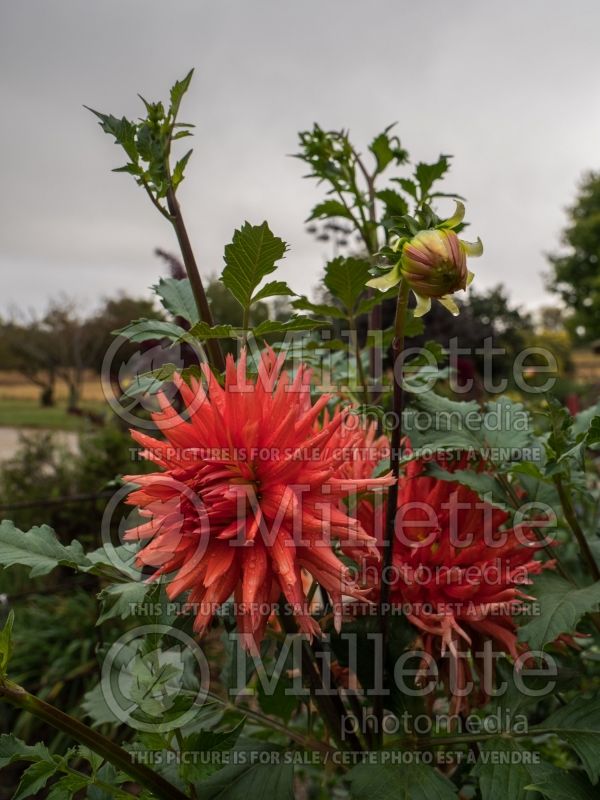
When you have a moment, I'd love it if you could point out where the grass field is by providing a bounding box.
[0,372,106,430]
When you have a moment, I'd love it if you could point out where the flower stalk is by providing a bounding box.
[0,678,188,800]
[374,277,410,745]
[166,187,226,373]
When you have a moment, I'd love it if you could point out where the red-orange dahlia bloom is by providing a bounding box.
[123,349,390,649]
[355,454,549,711]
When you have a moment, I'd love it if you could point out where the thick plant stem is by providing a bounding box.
[555,476,600,581]
[276,607,360,751]
[166,187,226,373]
[0,679,188,800]
[374,279,410,746]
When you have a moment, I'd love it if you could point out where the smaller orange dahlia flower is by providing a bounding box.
[123,349,391,649]
[355,453,549,712]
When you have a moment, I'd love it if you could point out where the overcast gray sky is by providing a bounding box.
[2,0,600,317]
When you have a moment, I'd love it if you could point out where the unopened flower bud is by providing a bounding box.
[401,228,472,298]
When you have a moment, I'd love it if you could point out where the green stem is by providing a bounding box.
[276,608,360,752]
[204,691,335,755]
[554,476,600,581]
[0,679,188,800]
[165,187,225,373]
[348,314,367,403]
[374,279,410,746]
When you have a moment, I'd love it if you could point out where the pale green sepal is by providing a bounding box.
[440,200,465,229]
[438,295,460,316]
[413,293,432,317]
[366,262,402,291]
[461,237,483,257]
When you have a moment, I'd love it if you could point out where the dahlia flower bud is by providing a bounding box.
[367,201,482,316]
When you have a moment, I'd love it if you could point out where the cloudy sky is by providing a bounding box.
[2,0,600,317]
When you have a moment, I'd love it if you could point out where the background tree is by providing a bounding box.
[548,170,600,342]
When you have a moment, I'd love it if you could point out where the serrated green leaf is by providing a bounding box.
[169,69,194,119]
[427,464,510,510]
[153,278,199,325]
[172,149,193,189]
[355,286,398,316]
[306,199,353,221]
[185,322,236,340]
[195,741,294,799]
[113,318,188,343]
[97,581,151,624]
[518,573,600,649]
[13,760,60,800]
[253,316,328,336]
[291,297,346,319]
[347,762,457,800]
[393,177,418,199]
[323,257,371,313]
[47,774,88,800]
[0,520,90,578]
[415,156,451,196]
[0,734,53,769]
[377,188,409,220]
[533,693,600,783]
[222,222,287,312]
[86,109,138,162]
[525,761,598,799]
[472,739,539,800]
[251,281,296,304]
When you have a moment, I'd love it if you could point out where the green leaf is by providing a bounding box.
[323,257,371,313]
[427,465,510,510]
[0,734,53,769]
[13,760,60,800]
[169,69,194,119]
[518,573,600,649]
[306,199,353,221]
[222,222,287,312]
[355,286,398,316]
[532,693,600,783]
[97,581,151,624]
[113,318,188,343]
[473,739,539,800]
[0,520,91,578]
[196,742,294,799]
[172,149,193,189]
[347,762,457,800]
[415,156,451,196]
[253,316,328,336]
[0,609,14,676]
[46,774,88,800]
[180,721,245,783]
[291,297,346,319]
[184,322,236,340]
[153,277,200,325]
[82,682,122,727]
[86,109,138,162]
[393,177,418,199]
[377,189,409,220]
[251,281,296,304]
[525,762,599,799]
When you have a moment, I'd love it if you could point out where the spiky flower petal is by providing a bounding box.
[124,349,392,650]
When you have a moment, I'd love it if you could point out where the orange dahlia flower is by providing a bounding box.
[123,349,391,649]
[355,453,549,712]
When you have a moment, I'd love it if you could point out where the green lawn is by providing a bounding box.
[0,398,107,431]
